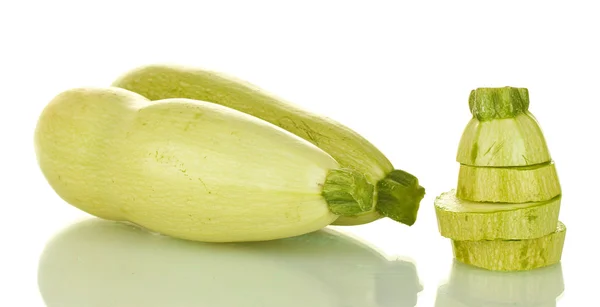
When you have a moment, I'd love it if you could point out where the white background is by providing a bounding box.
[1,0,599,306]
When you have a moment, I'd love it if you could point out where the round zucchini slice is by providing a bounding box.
[452,221,566,271]
[456,161,561,203]
[435,190,561,240]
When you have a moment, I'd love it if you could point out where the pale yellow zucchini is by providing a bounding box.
[34,87,375,242]
[111,64,425,226]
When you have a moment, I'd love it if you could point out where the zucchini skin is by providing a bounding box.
[34,87,341,242]
[434,190,560,240]
[456,112,551,167]
[456,162,561,203]
[112,64,425,226]
[452,222,566,271]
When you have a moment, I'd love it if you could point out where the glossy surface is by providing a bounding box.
[32,213,574,307]
[38,219,422,307]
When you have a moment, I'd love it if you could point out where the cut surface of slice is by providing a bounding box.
[452,221,566,271]
[456,112,551,167]
[456,161,561,203]
[434,190,560,240]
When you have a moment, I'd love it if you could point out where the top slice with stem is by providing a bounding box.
[112,64,425,226]
[456,87,552,167]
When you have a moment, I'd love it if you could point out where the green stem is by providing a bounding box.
[469,87,530,121]
[375,170,426,226]
[322,169,375,216]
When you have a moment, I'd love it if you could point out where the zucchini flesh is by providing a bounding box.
[456,161,561,203]
[34,87,375,242]
[434,190,560,240]
[111,64,425,226]
[452,221,566,271]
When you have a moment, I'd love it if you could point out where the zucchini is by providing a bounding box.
[434,190,560,240]
[111,64,426,226]
[456,88,551,166]
[452,221,566,271]
[436,260,564,306]
[434,86,566,272]
[34,87,378,242]
[456,161,561,203]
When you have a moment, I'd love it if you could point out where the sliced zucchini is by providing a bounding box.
[434,190,560,240]
[452,221,566,271]
[456,161,561,203]
[457,87,552,167]
[456,112,551,167]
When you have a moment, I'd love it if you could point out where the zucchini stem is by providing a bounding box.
[322,169,375,216]
[375,170,426,226]
[469,87,530,121]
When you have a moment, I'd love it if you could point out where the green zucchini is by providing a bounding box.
[452,221,566,271]
[456,162,561,203]
[435,87,566,272]
[111,64,425,226]
[456,87,551,167]
[434,190,560,240]
[34,87,378,242]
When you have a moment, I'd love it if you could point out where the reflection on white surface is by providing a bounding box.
[38,218,422,307]
[435,260,564,306]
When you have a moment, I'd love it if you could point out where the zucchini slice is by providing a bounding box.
[452,221,566,271]
[456,87,552,167]
[456,113,551,167]
[434,190,560,240]
[456,161,561,203]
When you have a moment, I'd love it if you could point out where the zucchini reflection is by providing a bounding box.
[38,219,422,307]
[435,260,564,306]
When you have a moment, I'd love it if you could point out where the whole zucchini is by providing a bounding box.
[112,64,425,226]
[34,87,376,242]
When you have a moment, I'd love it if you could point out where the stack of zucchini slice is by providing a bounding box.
[434,87,566,271]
